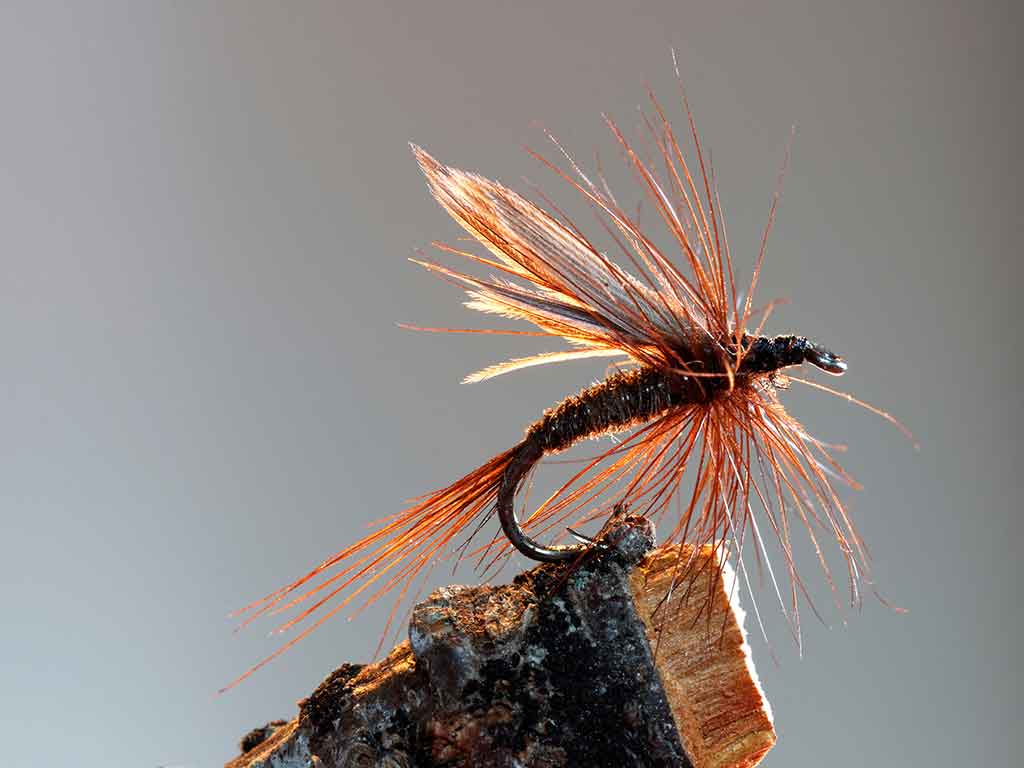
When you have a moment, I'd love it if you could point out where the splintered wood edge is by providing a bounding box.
[629,545,776,768]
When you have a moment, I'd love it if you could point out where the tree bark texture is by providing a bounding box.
[226,517,775,768]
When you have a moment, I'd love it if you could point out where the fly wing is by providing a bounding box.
[413,146,710,375]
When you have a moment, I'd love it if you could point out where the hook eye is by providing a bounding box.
[805,343,847,375]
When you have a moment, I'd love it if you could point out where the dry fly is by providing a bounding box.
[225,71,912,691]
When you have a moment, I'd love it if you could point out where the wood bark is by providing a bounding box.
[226,517,774,768]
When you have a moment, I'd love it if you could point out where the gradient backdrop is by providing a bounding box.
[1,2,1018,766]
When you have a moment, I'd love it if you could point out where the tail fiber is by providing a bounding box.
[222,443,521,691]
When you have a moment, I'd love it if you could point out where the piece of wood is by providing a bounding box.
[630,547,775,768]
[227,518,775,768]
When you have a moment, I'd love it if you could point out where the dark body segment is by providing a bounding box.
[529,366,712,453]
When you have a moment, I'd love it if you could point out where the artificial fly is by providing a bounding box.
[224,71,912,692]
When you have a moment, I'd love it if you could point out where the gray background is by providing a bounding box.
[0,2,1018,766]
